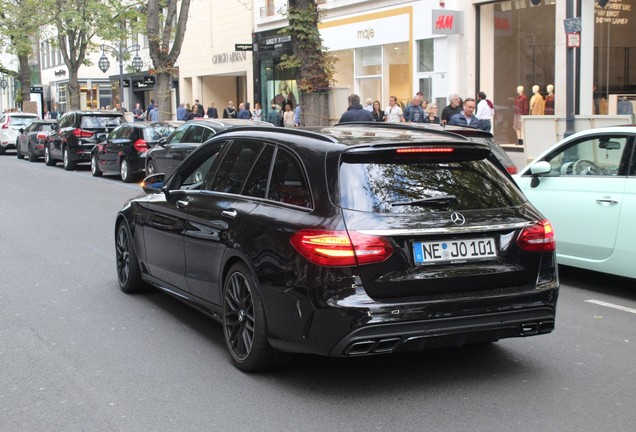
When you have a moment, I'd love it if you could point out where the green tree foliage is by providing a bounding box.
[44,0,143,110]
[278,0,335,93]
[146,0,191,121]
[0,0,44,107]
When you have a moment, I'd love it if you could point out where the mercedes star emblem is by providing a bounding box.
[450,212,466,225]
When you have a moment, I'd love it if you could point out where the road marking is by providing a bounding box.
[585,299,636,315]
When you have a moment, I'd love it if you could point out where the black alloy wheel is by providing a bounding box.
[115,221,145,293]
[91,155,102,177]
[44,145,55,166]
[28,145,37,162]
[63,147,76,171]
[146,159,155,176]
[222,262,282,371]
[120,158,132,183]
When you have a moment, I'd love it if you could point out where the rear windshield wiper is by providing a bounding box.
[391,195,458,207]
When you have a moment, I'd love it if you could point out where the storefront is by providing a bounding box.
[53,79,111,113]
[319,7,413,112]
[476,0,635,145]
[252,28,298,119]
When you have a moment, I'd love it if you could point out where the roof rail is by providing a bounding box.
[214,125,338,143]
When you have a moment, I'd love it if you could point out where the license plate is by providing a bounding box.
[413,237,497,265]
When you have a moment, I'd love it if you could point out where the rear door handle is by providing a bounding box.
[221,209,237,218]
[596,197,619,205]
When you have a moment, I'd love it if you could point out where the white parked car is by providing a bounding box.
[0,112,39,154]
[514,126,636,279]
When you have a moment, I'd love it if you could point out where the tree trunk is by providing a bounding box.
[155,72,172,122]
[67,67,80,110]
[300,93,330,127]
[17,52,31,109]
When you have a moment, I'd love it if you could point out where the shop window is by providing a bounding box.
[479,1,555,145]
[418,39,434,72]
[332,50,354,92]
[355,46,382,76]
[594,0,636,114]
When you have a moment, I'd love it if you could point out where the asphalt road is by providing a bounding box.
[1,153,635,432]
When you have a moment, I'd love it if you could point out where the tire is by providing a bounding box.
[44,145,56,166]
[146,159,155,177]
[115,221,146,294]
[120,158,133,182]
[91,155,102,177]
[222,262,282,372]
[28,145,38,162]
[63,147,76,171]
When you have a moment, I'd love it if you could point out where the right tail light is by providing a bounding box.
[517,220,556,252]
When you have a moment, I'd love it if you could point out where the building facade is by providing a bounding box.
[177,0,254,117]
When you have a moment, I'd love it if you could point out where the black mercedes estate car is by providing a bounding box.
[115,125,558,371]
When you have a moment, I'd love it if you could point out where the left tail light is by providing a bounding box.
[517,220,555,252]
[73,128,94,138]
[134,139,148,152]
[290,229,393,267]
[36,133,48,140]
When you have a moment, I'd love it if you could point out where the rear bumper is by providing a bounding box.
[265,283,559,357]
[331,307,555,356]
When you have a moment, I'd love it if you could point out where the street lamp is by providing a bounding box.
[98,43,143,112]
[0,77,7,114]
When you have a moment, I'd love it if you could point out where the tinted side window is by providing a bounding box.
[58,114,73,128]
[174,142,227,191]
[25,123,37,132]
[201,127,215,143]
[210,141,264,194]
[267,148,312,208]
[243,145,275,198]
[182,125,205,143]
[168,125,189,144]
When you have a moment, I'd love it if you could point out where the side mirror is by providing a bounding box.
[530,161,551,175]
[141,173,166,193]
[529,161,552,188]
[95,133,107,142]
[157,137,167,146]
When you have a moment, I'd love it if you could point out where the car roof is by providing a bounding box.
[184,118,274,130]
[67,110,125,116]
[215,124,485,153]
[4,113,38,117]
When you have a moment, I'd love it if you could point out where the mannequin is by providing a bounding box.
[514,85,528,144]
[544,84,555,115]
[530,85,545,115]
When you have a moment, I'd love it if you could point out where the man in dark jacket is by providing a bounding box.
[448,97,479,128]
[339,94,374,123]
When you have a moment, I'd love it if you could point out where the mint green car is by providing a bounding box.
[514,126,636,279]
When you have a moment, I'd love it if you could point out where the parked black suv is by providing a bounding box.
[115,125,558,371]
[45,111,125,170]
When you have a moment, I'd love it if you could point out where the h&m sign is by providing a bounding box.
[432,10,464,35]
